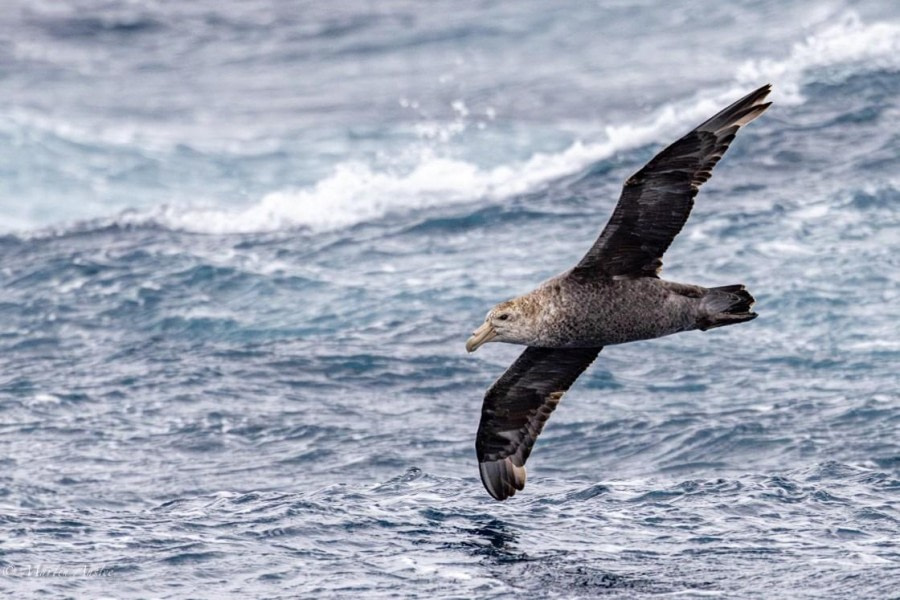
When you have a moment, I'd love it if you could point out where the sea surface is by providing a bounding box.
[1,1,899,597]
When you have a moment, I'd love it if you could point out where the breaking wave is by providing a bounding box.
[24,12,898,236]
[124,12,899,235]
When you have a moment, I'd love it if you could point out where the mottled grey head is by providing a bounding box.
[466,298,538,352]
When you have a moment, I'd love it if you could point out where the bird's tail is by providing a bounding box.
[697,284,757,331]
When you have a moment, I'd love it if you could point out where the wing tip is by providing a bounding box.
[704,83,774,133]
[756,82,774,95]
[746,83,773,105]
[479,458,526,501]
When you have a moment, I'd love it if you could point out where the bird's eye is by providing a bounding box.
[497,313,509,321]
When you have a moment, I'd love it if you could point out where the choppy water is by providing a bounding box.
[1,1,899,597]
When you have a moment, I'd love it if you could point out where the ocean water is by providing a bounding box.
[1,0,899,597]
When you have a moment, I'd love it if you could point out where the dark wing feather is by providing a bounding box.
[476,346,602,500]
[571,84,772,281]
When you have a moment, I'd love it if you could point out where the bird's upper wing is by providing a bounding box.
[570,84,772,281]
[476,346,602,500]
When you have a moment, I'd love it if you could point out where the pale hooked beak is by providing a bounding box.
[466,322,497,353]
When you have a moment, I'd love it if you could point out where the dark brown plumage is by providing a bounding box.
[476,347,601,500]
[572,84,772,281]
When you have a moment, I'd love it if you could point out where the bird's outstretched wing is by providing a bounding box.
[476,346,602,500]
[571,84,772,281]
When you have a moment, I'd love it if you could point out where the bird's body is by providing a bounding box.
[466,84,773,501]
[503,274,741,348]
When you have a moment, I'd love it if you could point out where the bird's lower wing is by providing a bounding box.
[476,346,602,500]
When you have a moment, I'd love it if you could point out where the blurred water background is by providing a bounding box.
[0,0,898,597]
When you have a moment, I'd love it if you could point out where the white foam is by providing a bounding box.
[141,100,737,234]
[131,12,899,234]
[736,12,900,105]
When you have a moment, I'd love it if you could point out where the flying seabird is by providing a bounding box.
[466,84,772,501]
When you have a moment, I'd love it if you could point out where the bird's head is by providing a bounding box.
[466,298,537,352]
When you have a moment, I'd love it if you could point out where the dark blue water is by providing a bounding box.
[1,1,899,597]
